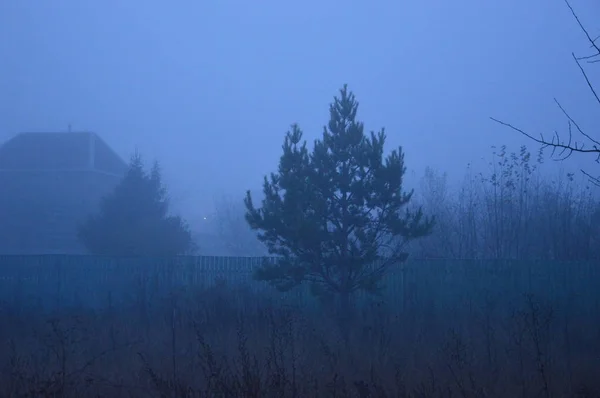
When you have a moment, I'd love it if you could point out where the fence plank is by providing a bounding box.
[0,256,597,315]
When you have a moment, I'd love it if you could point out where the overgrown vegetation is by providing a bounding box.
[0,275,599,398]
[411,144,600,260]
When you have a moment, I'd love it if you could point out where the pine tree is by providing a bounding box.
[245,85,434,309]
[78,152,195,256]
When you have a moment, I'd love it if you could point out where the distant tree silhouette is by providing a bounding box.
[78,152,195,256]
[411,145,600,261]
[245,85,434,312]
[213,195,267,256]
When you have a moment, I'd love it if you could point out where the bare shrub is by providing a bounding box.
[0,276,599,397]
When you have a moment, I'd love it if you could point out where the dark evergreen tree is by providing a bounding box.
[245,85,434,308]
[79,152,195,256]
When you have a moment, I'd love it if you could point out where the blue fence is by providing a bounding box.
[0,256,598,316]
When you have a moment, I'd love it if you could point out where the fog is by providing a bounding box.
[2,2,600,395]
[2,0,599,222]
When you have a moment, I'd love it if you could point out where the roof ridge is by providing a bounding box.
[0,131,126,173]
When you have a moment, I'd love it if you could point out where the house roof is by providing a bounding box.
[0,131,127,176]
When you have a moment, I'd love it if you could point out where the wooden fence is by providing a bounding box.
[0,255,598,316]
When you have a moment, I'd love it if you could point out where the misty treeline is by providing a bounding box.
[84,139,600,264]
[75,0,600,307]
[410,146,600,261]
[216,0,600,265]
[214,145,600,262]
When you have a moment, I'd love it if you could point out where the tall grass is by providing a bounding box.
[0,256,599,397]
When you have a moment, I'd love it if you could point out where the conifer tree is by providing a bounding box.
[79,152,194,256]
[245,85,434,308]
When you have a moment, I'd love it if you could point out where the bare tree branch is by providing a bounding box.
[564,0,600,64]
[573,52,600,106]
[582,169,600,187]
[489,114,600,161]
[491,0,599,187]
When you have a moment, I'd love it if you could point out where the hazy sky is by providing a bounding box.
[1,0,598,222]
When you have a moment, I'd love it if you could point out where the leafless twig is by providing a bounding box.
[491,0,599,186]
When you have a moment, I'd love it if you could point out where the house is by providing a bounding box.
[0,131,127,254]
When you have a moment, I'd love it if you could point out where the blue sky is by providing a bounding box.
[1,0,598,221]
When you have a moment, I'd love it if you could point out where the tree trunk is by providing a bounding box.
[336,289,354,344]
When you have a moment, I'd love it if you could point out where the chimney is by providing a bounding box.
[88,132,96,170]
